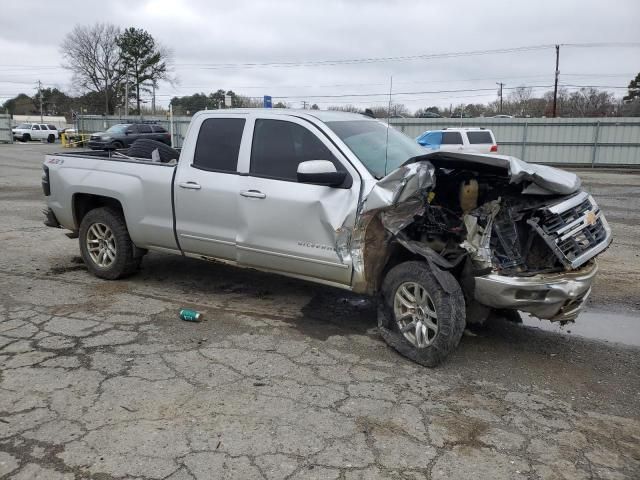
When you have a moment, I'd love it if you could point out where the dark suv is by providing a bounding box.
[88,123,172,150]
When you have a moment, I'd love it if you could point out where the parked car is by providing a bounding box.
[42,109,612,366]
[12,123,59,143]
[87,123,171,150]
[416,127,498,153]
[491,114,514,118]
[416,111,442,118]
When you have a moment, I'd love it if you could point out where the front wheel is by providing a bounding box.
[379,261,465,367]
[79,207,141,279]
[22,134,31,142]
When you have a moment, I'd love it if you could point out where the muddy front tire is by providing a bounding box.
[379,261,466,367]
[79,207,141,280]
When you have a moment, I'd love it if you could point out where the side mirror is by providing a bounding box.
[297,160,346,187]
[125,130,131,135]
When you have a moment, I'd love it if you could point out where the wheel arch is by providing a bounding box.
[72,193,125,230]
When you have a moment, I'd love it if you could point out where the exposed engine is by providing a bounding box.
[401,163,605,277]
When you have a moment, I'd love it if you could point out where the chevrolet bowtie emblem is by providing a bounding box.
[585,211,597,226]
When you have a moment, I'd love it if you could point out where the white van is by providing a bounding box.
[416,127,497,154]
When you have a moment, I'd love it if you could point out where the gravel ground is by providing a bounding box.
[0,143,639,479]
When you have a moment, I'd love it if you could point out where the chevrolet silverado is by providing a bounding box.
[42,109,612,366]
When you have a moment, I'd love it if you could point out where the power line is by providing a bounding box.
[1,41,638,72]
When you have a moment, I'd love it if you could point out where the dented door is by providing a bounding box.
[237,116,361,285]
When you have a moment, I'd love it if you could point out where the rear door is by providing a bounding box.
[31,124,43,140]
[466,130,496,153]
[137,124,153,141]
[439,131,464,152]
[236,116,360,285]
[174,115,248,261]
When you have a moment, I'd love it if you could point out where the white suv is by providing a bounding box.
[12,123,59,143]
[416,127,497,154]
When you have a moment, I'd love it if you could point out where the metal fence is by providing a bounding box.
[388,117,640,167]
[75,114,640,166]
[0,114,13,144]
[76,114,192,148]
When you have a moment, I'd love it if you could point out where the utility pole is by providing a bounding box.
[301,101,308,110]
[152,83,156,115]
[496,82,504,114]
[38,80,43,122]
[124,69,129,117]
[552,44,560,118]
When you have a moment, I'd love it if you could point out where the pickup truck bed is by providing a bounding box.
[45,150,180,253]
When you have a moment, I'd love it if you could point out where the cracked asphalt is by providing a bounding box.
[1,143,639,479]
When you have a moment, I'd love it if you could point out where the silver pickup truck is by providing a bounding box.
[42,109,612,366]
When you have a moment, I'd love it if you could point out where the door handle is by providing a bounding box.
[240,189,266,199]
[178,181,201,190]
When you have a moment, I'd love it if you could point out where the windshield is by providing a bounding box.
[326,120,427,178]
[16,123,31,129]
[106,124,128,133]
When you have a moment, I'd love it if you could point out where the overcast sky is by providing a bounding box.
[1,0,638,112]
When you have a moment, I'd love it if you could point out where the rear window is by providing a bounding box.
[138,124,152,133]
[441,131,463,144]
[193,118,245,173]
[151,125,167,133]
[47,124,57,130]
[467,131,494,144]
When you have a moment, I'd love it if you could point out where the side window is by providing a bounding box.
[193,118,245,173]
[138,124,152,134]
[152,125,167,133]
[40,124,48,130]
[250,119,340,181]
[32,125,40,130]
[441,131,463,145]
[424,132,442,145]
[467,131,493,144]
[126,125,137,134]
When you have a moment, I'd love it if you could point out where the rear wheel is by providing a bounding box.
[379,261,465,367]
[47,134,55,143]
[79,207,141,279]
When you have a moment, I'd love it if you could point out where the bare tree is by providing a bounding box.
[509,86,533,116]
[328,104,361,113]
[60,23,124,115]
[565,88,616,117]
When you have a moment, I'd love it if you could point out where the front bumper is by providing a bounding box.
[474,261,597,321]
[88,140,109,150]
[43,207,61,228]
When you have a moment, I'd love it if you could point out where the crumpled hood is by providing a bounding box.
[418,151,581,196]
[360,152,581,216]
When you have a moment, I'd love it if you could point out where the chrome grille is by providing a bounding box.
[529,192,612,269]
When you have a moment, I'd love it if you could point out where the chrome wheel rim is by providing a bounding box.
[393,282,438,348]
[86,222,116,268]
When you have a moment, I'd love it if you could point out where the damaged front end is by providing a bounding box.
[349,152,612,323]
